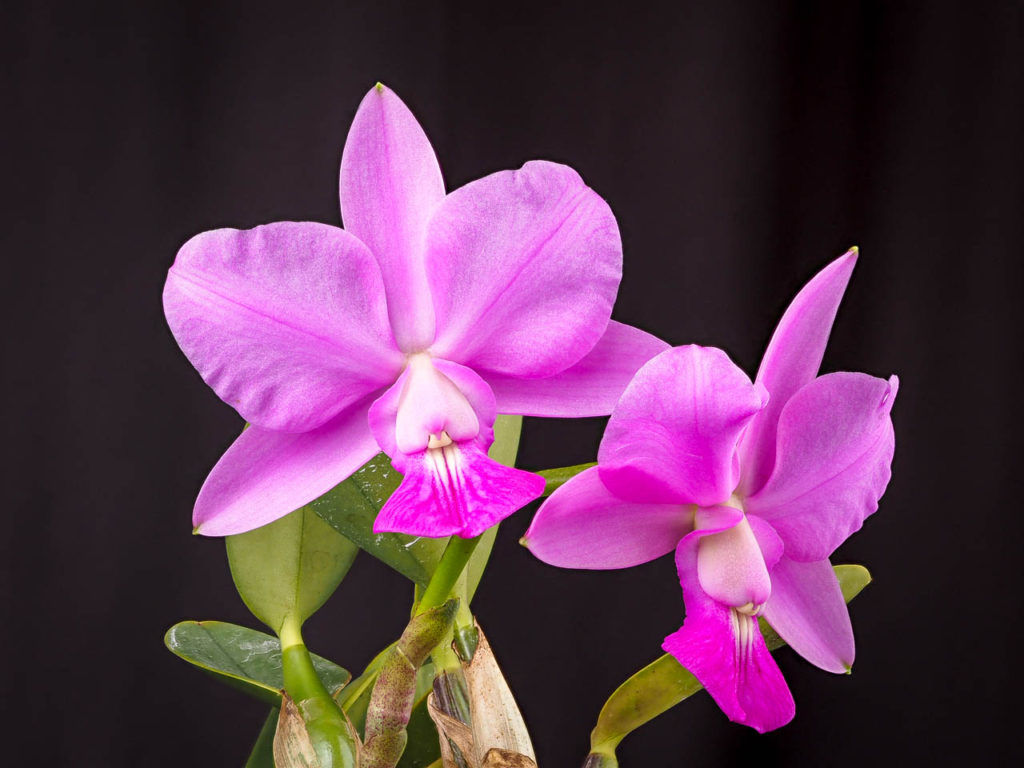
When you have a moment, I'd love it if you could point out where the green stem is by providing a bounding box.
[536,462,597,497]
[280,618,358,767]
[416,535,481,615]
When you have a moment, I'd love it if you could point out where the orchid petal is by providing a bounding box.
[368,357,497,469]
[426,161,622,378]
[663,537,795,733]
[746,373,898,561]
[193,398,380,536]
[598,346,767,506]
[373,441,544,538]
[523,467,692,569]
[694,506,772,608]
[164,222,401,433]
[340,85,444,351]
[484,321,670,417]
[748,514,784,571]
[738,250,857,496]
[761,556,855,674]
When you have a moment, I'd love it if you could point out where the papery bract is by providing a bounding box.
[164,84,668,539]
[524,250,897,732]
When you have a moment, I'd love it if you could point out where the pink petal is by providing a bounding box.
[738,250,857,496]
[746,373,898,561]
[339,85,444,351]
[694,506,772,608]
[663,536,795,733]
[597,346,768,506]
[484,321,670,417]
[522,467,692,569]
[426,161,622,378]
[748,514,784,571]
[373,440,544,538]
[761,557,855,674]
[164,222,402,433]
[368,357,497,469]
[193,398,381,536]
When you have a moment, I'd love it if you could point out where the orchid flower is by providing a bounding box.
[164,84,667,539]
[523,250,897,732]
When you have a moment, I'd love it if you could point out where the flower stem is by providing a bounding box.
[416,534,481,616]
[280,617,358,767]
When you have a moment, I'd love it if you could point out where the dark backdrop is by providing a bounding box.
[3,1,1022,765]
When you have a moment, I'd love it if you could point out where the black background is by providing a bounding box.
[3,1,1022,765]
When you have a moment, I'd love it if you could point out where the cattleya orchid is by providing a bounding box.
[524,250,897,732]
[163,84,667,538]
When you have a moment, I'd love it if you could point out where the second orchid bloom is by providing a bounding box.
[525,250,897,732]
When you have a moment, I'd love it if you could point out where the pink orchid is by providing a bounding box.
[164,84,667,539]
[524,250,897,732]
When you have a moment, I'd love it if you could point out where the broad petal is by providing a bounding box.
[523,467,692,569]
[373,441,544,538]
[340,85,444,351]
[193,398,380,536]
[484,322,670,417]
[738,250,857,496]
[164,222,401,432]
[761,557,855,674]
[746,373,898,561]
[664,537,795,733]
[598,346,767,506]
[426,161,622,378]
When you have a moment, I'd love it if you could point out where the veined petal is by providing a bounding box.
[746,373,898,561]
[598,346,767,506]
[193,398,380,536]
[368,357,497,467]
[340,84,444,351]
[523,466,692,569]
[164,222,401,432]
[738,250,857,496]
[373,440,544,538]
[426,161,622,378]
[484,322,670,417]
[664,536,795,733]
[761,557,855,674]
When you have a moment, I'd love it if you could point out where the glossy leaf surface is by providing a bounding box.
[589,564,872,756]
[165,620,351,706]
[226,505,359,634]
[312,453,448,585]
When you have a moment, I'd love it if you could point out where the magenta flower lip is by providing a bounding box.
[524,249,898,732]
[164,84,667,539]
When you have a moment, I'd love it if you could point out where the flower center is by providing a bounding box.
[695,499,771,610]
[394,354,480,454]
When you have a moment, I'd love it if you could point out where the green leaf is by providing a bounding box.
[311,453,448,586]
[589,564,873,758]
[164,620,351,706]
[226,505,359,634]
[245,708,279,768]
